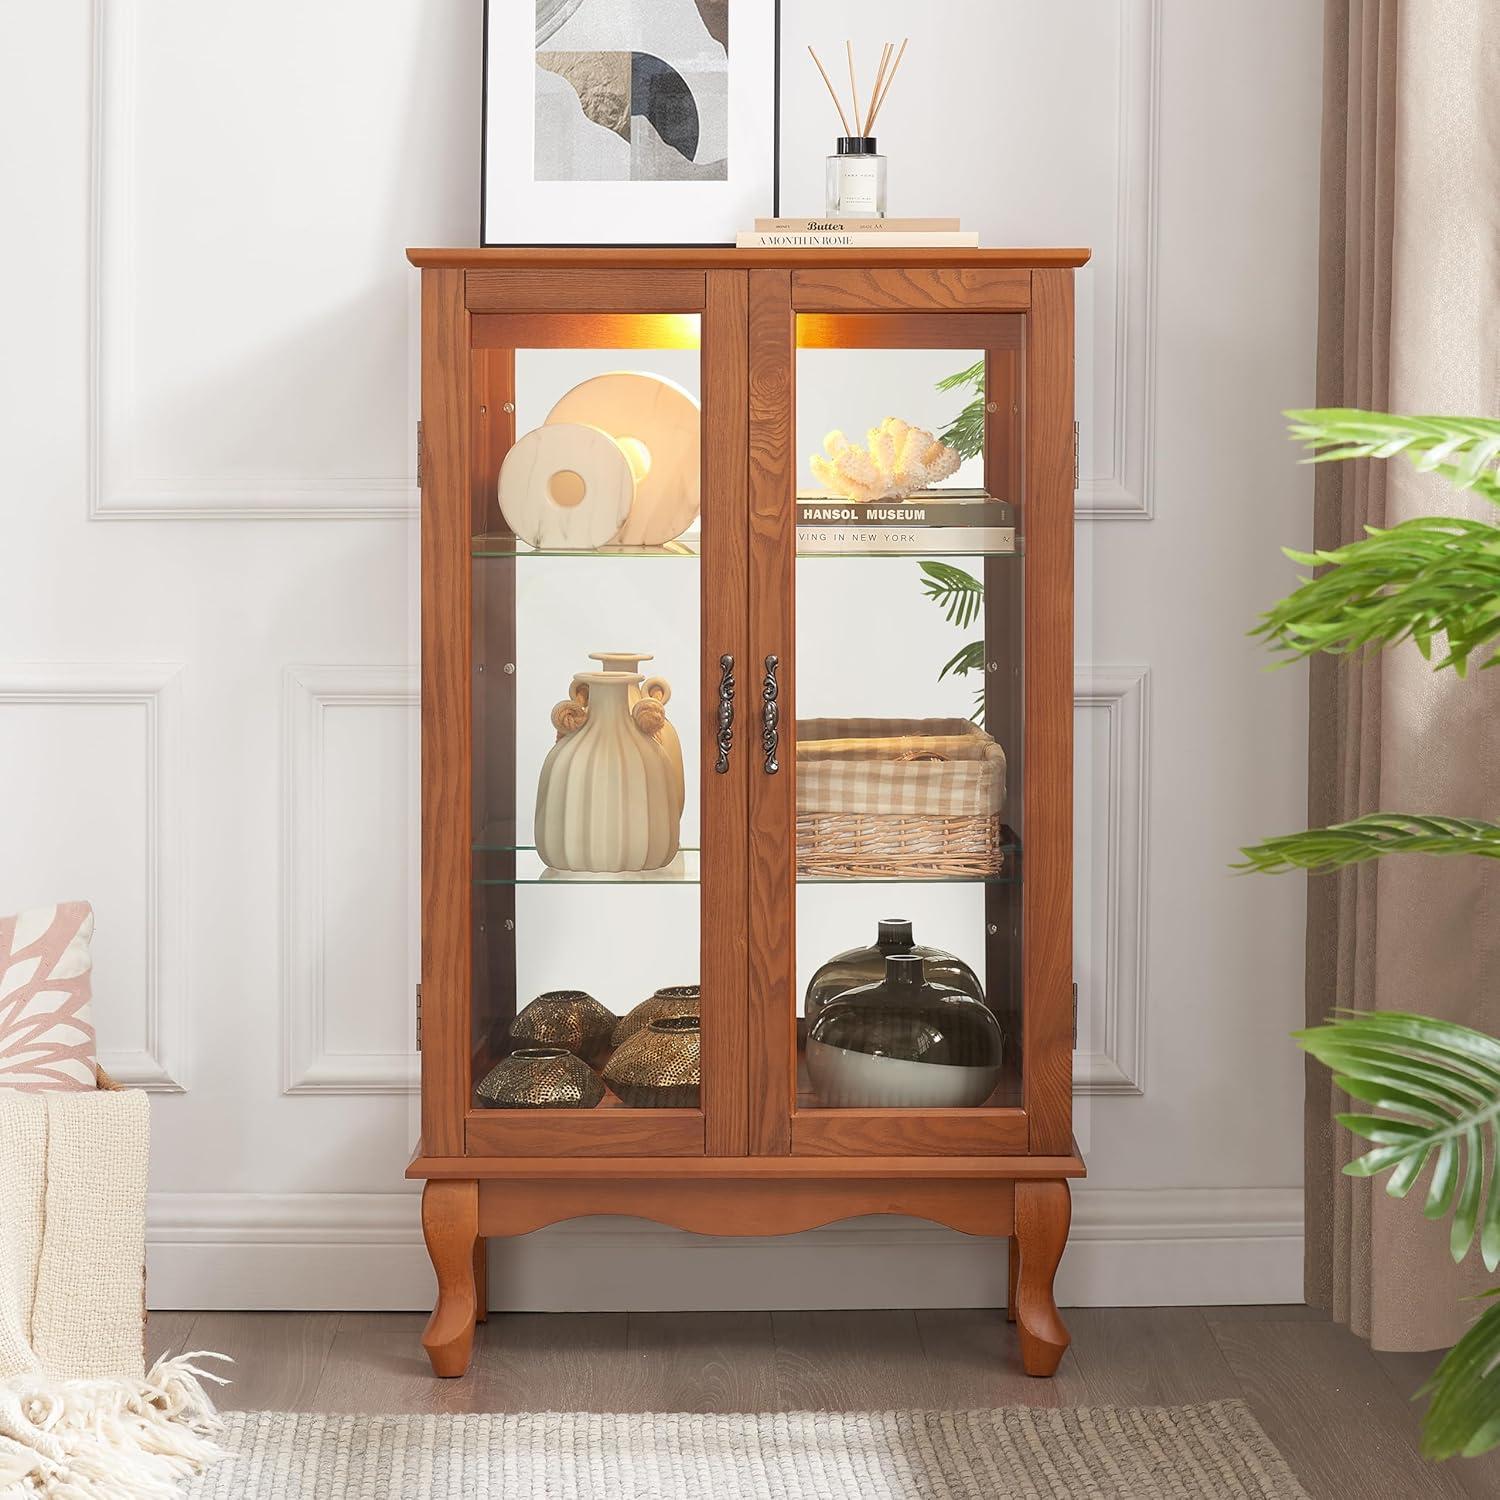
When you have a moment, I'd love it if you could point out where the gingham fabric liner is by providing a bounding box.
[183,1404,1310,1499]
[796,718,1006,818]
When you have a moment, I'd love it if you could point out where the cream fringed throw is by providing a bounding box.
[0,1090,227,1497]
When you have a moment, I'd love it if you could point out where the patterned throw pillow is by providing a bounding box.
[0,902,97,1090]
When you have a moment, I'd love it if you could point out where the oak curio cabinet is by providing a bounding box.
[407,247,1088,1378]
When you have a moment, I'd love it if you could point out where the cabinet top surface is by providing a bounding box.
[407,246,1091,270]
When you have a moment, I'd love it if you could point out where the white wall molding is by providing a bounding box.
[1074,664,1151,1095]
[145,1186,1302,1311]
[282,665,419,1094]
[1075,0,1161,520]
[86,0,417,521]
[0,663,187,1090]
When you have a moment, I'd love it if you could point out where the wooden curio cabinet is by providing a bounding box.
[407,247,1087,1377]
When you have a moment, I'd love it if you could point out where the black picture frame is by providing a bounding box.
[480,0,780,248]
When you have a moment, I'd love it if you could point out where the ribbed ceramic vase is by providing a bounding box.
[576,652,685,820]
[806,954,1004,1109]
[535,672,680,872]
[804,918,985,1030]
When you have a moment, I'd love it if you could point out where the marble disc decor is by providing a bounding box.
[496,421,634,550]
[546,372,701,546]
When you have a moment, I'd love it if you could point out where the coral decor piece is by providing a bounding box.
[809,418,963,503]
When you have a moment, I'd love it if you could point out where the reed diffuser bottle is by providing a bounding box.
[808,38,907,220]
[826,137,886,217]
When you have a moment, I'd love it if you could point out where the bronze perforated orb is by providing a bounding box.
[602,1015,700,1109]
[610,984,700,1048]
[510,989,616,1063]
[475,1047,606,1109]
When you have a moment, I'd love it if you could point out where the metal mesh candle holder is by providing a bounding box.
[610,984,701,1048]
[476,1046,606,1109]
[509,989,616,1064]
[602,1015,701,1109]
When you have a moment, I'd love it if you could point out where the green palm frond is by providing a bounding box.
[1237,814,1500,875]
[1287,410,1500,505]
[918,561,985,628]
[938,640,985,680]
[1295,1013,1500,1272]
[1251,516,1500,675]
[1420,1290,1500,1460]
[937,359,986,460]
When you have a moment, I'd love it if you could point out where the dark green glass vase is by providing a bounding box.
[806,954,1004,1108]
[804,918,985,1031]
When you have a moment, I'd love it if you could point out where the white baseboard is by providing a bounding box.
[146,1187,1303,1311]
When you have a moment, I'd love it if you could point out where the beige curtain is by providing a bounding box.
[1308,0,1500,1349]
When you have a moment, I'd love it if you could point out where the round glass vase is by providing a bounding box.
[805,918,984,1031]
[806,954,1004,1109]
[825,136,887,218]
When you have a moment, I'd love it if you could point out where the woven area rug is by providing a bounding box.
[183,1402,1309,1498]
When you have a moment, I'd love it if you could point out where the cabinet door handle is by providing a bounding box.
[761,654,780,775]
[714,654,735,774]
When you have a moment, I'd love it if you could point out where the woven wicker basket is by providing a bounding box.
[796,717,1008,879]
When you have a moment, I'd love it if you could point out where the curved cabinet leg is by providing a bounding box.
[474,1237,489,1323]
[1013,1179,1071,1377]
[421,1179,479,1377]
[1006,1236,1018,1323]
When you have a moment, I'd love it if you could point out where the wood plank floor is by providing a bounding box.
[150,1306,1500,1499]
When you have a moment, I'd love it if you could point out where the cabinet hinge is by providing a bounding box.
[416,421,423,489]
[1072,981,1078,1045]
[1072,422,1080,491]
[415,982,422,1052]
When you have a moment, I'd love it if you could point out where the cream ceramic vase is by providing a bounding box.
[589,652,684,819]
[560,652,685,820]
[536,672,680,872]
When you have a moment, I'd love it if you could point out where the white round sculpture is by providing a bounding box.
[497,422,634,549]
[585,652,685,820]
[535,673,680,873]
[546,372,701,546]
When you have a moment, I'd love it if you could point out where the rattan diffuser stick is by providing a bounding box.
[809,40,909,137]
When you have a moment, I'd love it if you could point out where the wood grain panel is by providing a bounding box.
[701,270,750,1157]
[795,312,1022,350]
[477,1175,1015,1238]
[465,269,705,312]
[792,268,1030,311]
[419,268,472,1156]
[791,1109,1029,1157]
[413,248,1092,271]
[465,1109,704,1158]
[412,1148,1085,1181]
[472,312,701,351]
[1022,269,1076,1156]
[745,269,796,1155]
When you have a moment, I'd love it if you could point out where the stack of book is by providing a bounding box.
[737,216,978,249]
[796,491,1015,555]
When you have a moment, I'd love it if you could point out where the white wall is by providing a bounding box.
[0,0,1321,1310]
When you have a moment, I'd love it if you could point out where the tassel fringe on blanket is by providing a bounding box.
[0,1351,230,1498]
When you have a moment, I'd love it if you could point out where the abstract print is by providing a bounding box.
[535,0,728,181]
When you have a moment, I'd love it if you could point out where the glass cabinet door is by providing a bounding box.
[745,273,1072,1160]
[461,286,747,1158]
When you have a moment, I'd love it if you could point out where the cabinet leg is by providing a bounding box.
[1006,1236,1018,1323]
[474,1236,489,1323]
[1013,1179,1070,1377]
[421,1179,479,1377]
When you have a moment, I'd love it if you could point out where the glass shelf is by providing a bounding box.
[472,535,700,559]
[471,536,1020,560]
[474,848,701,885]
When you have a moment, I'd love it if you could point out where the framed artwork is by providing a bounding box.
[482,1,779,246]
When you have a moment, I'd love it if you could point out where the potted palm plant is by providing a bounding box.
[917,402,1500,1457]
[1238,410,1500,1462]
